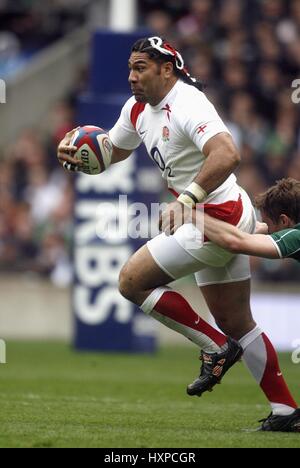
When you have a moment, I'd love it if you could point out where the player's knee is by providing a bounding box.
[216,316,256,340]
[215,316,242,338]
[215,316,232,335]
[118,265,138,303]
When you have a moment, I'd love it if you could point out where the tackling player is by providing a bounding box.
[57,37,299,432]
[188,177,300,431]
[194,178,300,263]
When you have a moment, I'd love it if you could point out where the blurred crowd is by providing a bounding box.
[0,0,92,77]
[0,0,299,284]
[0,0,92,286]
[0,100,76,286]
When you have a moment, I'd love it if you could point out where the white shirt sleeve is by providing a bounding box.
[109,97,142,151]
[180,90,231,152]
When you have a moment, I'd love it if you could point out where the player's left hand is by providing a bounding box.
[159,201,193,235]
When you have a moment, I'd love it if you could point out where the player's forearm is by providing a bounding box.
[176,134,240,208]
[177,148,239,208]
[201,214,247,251]
[193,146,240,195]
[111,145,132,164]
[200,213,280,258]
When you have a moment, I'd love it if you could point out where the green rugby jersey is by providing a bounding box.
[269,224,300,262]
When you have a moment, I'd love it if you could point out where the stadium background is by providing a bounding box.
[0,0,299,448]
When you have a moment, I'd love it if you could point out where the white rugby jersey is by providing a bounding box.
[109,80,237,203]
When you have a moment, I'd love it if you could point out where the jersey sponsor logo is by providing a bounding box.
[150,146,174,178]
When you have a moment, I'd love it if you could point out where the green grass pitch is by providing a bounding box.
[0,342,299,448]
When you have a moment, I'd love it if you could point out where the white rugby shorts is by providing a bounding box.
[147,187,256,287]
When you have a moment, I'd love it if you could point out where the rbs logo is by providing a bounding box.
[74,157,136,326]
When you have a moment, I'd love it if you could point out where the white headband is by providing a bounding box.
[148,36,196,83]
[148,36,185,71]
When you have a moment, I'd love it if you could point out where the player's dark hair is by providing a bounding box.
[132,37,204,91]
[255,178,300,224]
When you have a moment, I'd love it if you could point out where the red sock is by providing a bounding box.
[260,334,297,409]
[155,291,227,348]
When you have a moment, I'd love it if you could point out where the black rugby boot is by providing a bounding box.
[187,337,243,397]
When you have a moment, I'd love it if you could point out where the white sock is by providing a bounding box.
[239,326,297,416]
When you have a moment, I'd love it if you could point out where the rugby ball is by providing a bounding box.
[71,125,113,175]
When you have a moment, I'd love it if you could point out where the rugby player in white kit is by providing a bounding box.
[58,37,299,432]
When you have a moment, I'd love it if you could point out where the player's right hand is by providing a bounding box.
[57,127,82,172]
[255,221,269,235]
